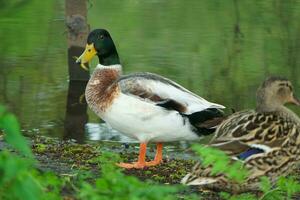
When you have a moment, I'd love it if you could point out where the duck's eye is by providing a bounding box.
[100,35,104,40]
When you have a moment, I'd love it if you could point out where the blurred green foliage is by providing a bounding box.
[77,152,181,200]
[0,105,32,157]
[0,105,61,200]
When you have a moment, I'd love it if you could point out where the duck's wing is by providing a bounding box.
[209,110,297,158]
[117,72,225,114]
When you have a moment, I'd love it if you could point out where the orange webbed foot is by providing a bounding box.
[116,142,164,169]
[117,162,146,169]
[116,161,162,169]
[145,160,162,167]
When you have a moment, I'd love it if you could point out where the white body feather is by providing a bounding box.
[101,93,199,142]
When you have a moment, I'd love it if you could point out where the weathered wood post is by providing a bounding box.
[64,0,90,142]
[65,0,90,80]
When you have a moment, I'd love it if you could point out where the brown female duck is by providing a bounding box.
[182,76,300,192]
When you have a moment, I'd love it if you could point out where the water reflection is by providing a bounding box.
[63,81,88,143]
[85,122,136,142]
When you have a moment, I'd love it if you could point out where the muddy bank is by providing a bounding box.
[4,135,300,199]
[6,135,219,199]
[29,136,195,183]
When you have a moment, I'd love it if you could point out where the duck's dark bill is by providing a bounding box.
[76,43,97,71]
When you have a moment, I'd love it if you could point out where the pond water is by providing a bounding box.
[0,0,300,144]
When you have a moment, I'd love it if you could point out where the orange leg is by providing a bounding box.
[146,143,163,166]
[117,143,147,169]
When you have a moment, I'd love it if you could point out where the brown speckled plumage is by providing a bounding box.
[85,68,120,113]
[182,77,300,192]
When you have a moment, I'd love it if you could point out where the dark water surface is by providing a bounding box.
[0,0,300,144]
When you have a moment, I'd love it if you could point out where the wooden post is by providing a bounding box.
[64,81,88,143]
[64,0,89,143]
[65,0,90,81]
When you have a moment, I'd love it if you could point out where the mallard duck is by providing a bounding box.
[76,29,225,169]
[181,76,300,192]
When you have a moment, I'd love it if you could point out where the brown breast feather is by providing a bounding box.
[85,69,120,112]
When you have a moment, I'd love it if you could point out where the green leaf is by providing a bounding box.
[0,105,62,200]
[276,176,300,199]
[220,192,256,200]
[77,152,179,200]
[0,152,44,200]
[220,192,231,199]
[260,176,272,194]
[2,113,33,157]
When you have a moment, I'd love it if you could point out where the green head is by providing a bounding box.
[76,29,120,68]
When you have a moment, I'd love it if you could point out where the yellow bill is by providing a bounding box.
[76,43,97,71]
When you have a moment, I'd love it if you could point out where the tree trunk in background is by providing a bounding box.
[65,0,90,80]
[64,0,89,143]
